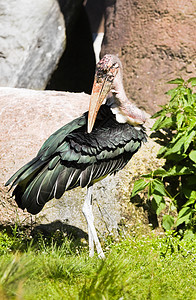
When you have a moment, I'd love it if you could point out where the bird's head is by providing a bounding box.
[88,54,146,133]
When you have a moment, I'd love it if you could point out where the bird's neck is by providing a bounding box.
[106,94,129,124]
[105,75,131,124]
[107,69,146,126]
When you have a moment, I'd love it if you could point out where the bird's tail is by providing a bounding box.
[5,156,47,214]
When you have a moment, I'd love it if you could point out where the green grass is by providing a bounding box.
[0,227,195,299]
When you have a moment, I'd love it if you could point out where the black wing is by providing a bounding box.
[6,105,147,214]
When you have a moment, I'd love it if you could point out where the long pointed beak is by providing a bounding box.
[88,68,118,133]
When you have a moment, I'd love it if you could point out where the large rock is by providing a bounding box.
[0,0,65,89]
[102,0,196,114]
[0,88,161,236]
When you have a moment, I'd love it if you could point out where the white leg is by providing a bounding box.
[84,185,94,257]
[82,185,105,259]
[88,188,94,257]
[83,186,94,257]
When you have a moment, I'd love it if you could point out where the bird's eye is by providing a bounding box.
[107,73,114,82]
[112,63,118,69]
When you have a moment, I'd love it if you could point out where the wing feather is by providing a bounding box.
[54,168,74,199]
[6,104,147,215]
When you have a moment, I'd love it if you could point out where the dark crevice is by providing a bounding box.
[46,1,96,94]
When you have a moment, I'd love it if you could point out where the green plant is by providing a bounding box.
[132,77,196,232]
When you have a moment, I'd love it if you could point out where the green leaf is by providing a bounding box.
[184,131,196,152]
[166,165,192,177]
[157,202,166,216]
[189,150,196,163]
[187,77,196,87]
[165,88,178,97]
[158,117,174,130]
[153,179,167,196]
[187,118,196,131]
[141,173,153,179]
[153,194,162,205]
[176,207,192,226]
[163,153,187,162]
[176,216,191,227]
[162,215,174,230]
[178,207,192,219]
[157,146,167,158]
[148,181,155,198]
[131,179,148,197]
[152,194,166,215]
[186,89,192,104]
[163,135,186,157]
[151,108,166,119]
[176,113,184,130]
[182,197,196,207]
[167,78,184,85]
[151,116,165,131]
[153,168,168,177]
[182,187,196,202]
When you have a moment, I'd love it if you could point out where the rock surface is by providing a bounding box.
[102,0,196,114]
[0,0,65,89]
[0,88,162,236]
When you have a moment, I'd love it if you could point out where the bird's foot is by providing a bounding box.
[97,249,105,259]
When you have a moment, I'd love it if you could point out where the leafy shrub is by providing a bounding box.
[132,77,196,232]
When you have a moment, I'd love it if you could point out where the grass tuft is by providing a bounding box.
[0,227,195,299]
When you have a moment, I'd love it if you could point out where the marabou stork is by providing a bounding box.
[6,54,147,258]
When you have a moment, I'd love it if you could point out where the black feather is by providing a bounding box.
[6,105,147,214]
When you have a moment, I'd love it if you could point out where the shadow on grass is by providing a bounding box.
[0,221,88,254]
[32,220,88,240]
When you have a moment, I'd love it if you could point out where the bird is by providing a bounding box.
[6,54,147,258]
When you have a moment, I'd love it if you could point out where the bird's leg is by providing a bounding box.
[86,186,94,256]
[82,185,105,259]
[83,186,95,257]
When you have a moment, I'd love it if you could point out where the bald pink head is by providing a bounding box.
[88,54,146,133]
